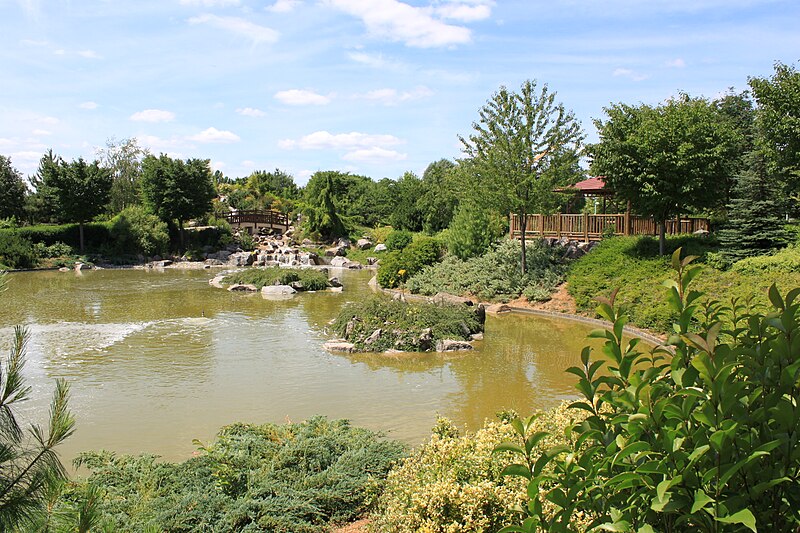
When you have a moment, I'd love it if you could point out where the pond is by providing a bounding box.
[0,267,606,462]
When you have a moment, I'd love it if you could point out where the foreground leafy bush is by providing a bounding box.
[406,239,567,302]
[371,404,583,533]
[377,236,443,288]
[332,295,482,352]
[223,266,330,291]
[499,250,800,532]
[70,417,405,532]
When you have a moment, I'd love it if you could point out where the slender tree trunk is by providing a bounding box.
[659,219,666,256]
[178,219,185,252]
[79,222,85,253]
[520,211,527,275]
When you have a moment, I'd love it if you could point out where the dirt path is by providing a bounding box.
[332,518,370,533]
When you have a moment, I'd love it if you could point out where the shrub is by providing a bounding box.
[68,417,405,532]
[109,206,169,257]
[331,295,483,352]
[444,203,504,260]
[729,245,800,274]
[385,229,413,251]
[34,241,74,259]
[377,237,443,289]
[0,231,39,269]
[223,267,329,291]
[370,226,393,244]
[2,223,112,250]
[406,239,568,302]
[371,403,583,532]
[498,250,800,532]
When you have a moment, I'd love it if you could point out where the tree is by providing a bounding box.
[25,150,61,224]
[96,137,150,214]
[302,171,350,240]
[246,169,299,201]
[460,80,583,273]
[418,159,459,234]
[591,95,738,255]
[0,156,28,221]
[47,157,112,252]
[389,172,425,232]
[140,154,216,249]
[749,61,800,212]
[0,273,75,531]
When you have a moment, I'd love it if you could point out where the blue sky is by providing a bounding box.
[1,0,798,185]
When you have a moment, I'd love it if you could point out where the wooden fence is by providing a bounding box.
[509,213,710,242]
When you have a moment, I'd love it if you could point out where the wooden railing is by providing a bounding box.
[509,213,710,242]
[224,210,289,228]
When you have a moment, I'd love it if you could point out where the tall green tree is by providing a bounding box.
[96,137,149,213]
[47,157,112,252]
[302,171,350,240]
[749,61,800,212]
[389,171,425,232]
[0,156,28,221]
[140,155,216,249]
[0,273,75,532]
[25,150,61,224]
[418,159,459,234]
[460,80,583,273]
[591,95,738,255]
[246,169,299,201]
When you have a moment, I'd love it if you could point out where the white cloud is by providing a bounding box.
[20,39,48,46]
[188,14,279,44]
[130,109,176,122]
[79,101,98,110]
[435,0,494,22]
[31,129,52,136]
[347,51,400,69]
[241,160,256,167]
[357,85,433,105]
[274,89,332,106]
[613,67,648,82]
[180,0,240,6]
[137,135,185,156]
[211,160,226,171]
[54,49,65,55]
[278,130,403,150]
[189,127,241,143]
[666,58,686,68]
[236,107,265,117]
[323,0,472,47]
[342,147,407,162]
[266,0,301,12]
[78,49,101,59]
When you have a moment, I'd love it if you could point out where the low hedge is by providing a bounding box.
[1,223,113,250]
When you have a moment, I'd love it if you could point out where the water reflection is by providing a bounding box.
[0,267,611,462]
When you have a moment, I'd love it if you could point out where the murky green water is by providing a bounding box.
[0,268,607,462]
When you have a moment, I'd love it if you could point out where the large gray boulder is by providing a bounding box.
[261,285,296,296]
[436,339,474,352]
[228,283,258,292]
[356,238,372,250]
[330,256,351,268]
[431,292,474,306]
[323,341,356,353]
[228,251,255,267]
[374,243,388,252]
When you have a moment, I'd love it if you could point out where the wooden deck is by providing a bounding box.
[509,213,710,242]
[225,210,289,233]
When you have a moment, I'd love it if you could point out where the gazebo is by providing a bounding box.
[555,176,616,214]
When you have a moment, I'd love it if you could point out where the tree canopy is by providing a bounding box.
[0,156,27,221]
[96,137,149,213]
[591,95,738,254]
[460,79,583,273]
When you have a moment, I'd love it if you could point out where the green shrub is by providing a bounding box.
[371,403,583,532]
[109,206,169,257]
[1,223,112,250]
[498,250,800,532]
[406,239,567,302]
[235,230,255,251]
[370,226,393,244]
[729,245,800,274]
[223,266,329,291]
[68,417,405,532]
[377,237,443,289]
[331,295,483,352]
[385,229,413,251]
[444,203,504,260]
[0,231,39,269]
[185,225,231,251]
[34,241,74,259]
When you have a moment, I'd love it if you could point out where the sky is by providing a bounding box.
[1,0,798,185]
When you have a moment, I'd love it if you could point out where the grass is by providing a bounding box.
[223,266,330,291]
[567,235,800,333]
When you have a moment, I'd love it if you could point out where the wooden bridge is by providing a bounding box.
[224,210,290,234]
[509,213,710,242]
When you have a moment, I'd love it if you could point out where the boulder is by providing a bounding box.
[328,277,343,288]
[366,256,378,265]
[261,285,297,296]
[336,237,351,248]
[436,339,474,352]
[364,329,382,347]
[418,328,434,351]
[368,275,378,288]
[325,246,347,257]
[204,258,225,266]
[374,243,388,252]
[347,261,363,270]
[300,252,321,266]
[209,275,226,288]
[323,341,356,353]
[475,303,486,326]
[330,256,351,268]
[228,252,255,267]
[470,332,484,341]
[431,292,474,306]
[485,303,511,314]
[289,281,305,291]
[150,260,172,268]
[302,238,314,246]
[356,238,372,250]
[228,283,258,292]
